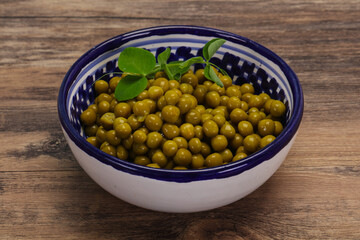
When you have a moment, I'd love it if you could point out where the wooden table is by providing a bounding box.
[1,1,359,239]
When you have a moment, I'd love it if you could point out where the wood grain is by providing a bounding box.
[1,0,360,239]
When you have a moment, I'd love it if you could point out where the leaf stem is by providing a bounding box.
[146,65,162,78]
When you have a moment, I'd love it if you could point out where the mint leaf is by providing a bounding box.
[204,64,224,87]
[114,75,148,101]
[157,48,171,66]
[118,47,156,75]
[202,38,226,62]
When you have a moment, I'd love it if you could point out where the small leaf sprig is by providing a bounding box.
[111,38,227,101]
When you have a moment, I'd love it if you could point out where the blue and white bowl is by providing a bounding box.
[58,25,303,213]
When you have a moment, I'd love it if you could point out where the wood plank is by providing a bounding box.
[1,0,360,239]
[1,0,359,18]
[0,170,359,239]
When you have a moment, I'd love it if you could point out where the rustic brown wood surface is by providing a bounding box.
[1,0,359,239]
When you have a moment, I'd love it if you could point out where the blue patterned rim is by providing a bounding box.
[58,25,304,183]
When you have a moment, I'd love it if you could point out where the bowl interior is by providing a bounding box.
[58,26,303,181]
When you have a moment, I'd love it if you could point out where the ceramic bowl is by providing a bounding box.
[58,25,303,213]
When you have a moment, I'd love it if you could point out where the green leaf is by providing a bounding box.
[166,61,194,81]
[157,48,171,66]
[204,64,224,87]
[203,64,211,81]
[209,62,229,76]
[202,38,226,61]
[114,75,148,101]
[118,47,156,75]
[218,68,229,76]
[146,65,161,79]
[167,60,182,64]
[163,64,175,80]
[178,56,205,69]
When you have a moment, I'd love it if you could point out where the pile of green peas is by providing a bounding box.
[80,68,286,169]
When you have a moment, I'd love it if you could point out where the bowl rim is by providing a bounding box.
[58,25,303,182]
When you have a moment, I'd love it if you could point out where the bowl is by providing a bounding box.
[58,25,303,213]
